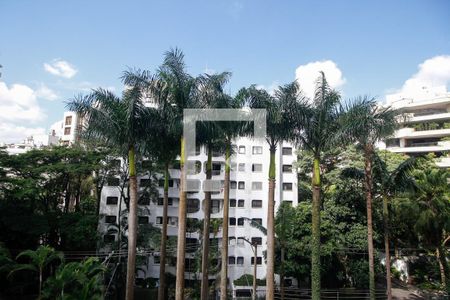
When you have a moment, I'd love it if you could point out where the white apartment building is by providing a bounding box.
[98,137,298,294]
[2,134,60,155]
[49,111,80,146]
[379,86,450,168]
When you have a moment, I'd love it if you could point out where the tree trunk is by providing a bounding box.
[158,163,170,300]
[364,146,376,300]
[201,145,212,300]
[436,246,449,291]
[125,145,138,300]
[175,138,187,300]
[266,146,276,300]
[253,243,258,300]
[281,245,285,300]
[383,195,392,300]
[311,156,321,300]
[220,143,231,300]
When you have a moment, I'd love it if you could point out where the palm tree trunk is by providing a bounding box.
[158,163,170,300]
[175,138,187,300]
[436,246,448,291]
[39,267,43,297]
[201,145,212,300]
[311,156,321,300]
[125,145,138,300]
[383,195,392,300]
[266,146,276,300]
[253,243,258,300]
[220,143,231,300]
[281,245,285,300]
[364,146,376,300]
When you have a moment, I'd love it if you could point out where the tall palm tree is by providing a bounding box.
[195,72,232,300]
[290,72,341,300]
[339,96,398,300]
[68,72,156,300]
[156,48,197,300]
[239,82,301,299]
[9,245,63,297]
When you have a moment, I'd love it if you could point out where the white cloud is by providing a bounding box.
[295,60,346,99]
[256,81,279,95]
[44,59,78,78]
[36,84,58,101]
[0,81,47,143]
[387,55,450,101]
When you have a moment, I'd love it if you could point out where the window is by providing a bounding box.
[283,183,293,191]
[237,218,244,226]
[229,237,236,245]
[282,165,293,173]
[282,147,292,155]
[103,235,115,243]
[252,200,262,208]
[252,163,262,172]
[230,181,237,189]
[238,163,245,172]
[138,216,149,224]
[252,146,263,154]
[238,146,246,154]
[252,218,262,225]
[237,237,245,246]
[158,179,174,187]
[140,178,152,187]
[64,127,71,135]
[252,182,262,190]
[237,257,244,265]
[238,181,245,190]
[168,217,178,226]
[107,177,120,186]
[65,116,72,125]
[251,257,263,265]
[105,215,117,224]
[154,256,160,264]
[156,217,163,225]
[251,237,262,245]
[229,218,236,226]
[230,199,236,207]
[212,163,221,175]
[211,199,221,214]
[157,198,173,206]
[238,199,245,208]
[228,256,236,265]
[187,198,200,213]
[106,196,118,205]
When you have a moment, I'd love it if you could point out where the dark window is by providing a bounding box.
[230,199,236,207]
[237,256,244,265]
[238,199,245,207]
[157,198,173,206]
[106,196,118,205]
[252,163,262,172]
[187,198,200,213]
[186,238,198,253]
[156,217,163,225]
[154,256,160,264]
[251,257,262,265]
[138,216,149,224]
[211,199,221,214]
[140,178,152,187]
[158,179,174,187]
[282,147,292,155]
[103,234,115,243]
[252,218,262,225]
[238,181,245,190]
[283,183,293,191]
[252,200,262,208]
[107,177,120,186]
[230,181,237,189]
[65,116,72,125]
[282,165,293,173]
[64,127,71,135]
[228,256,236,265]
[237,218,244,226]
[105,215,117,224]
[142,160,152,169]
[251,237,262,245]
[139,195,151,205]
[229,218,236,226]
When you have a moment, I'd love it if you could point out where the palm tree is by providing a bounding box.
[9,245,63,297]
[240,82,300,299]
[156,48,196,300]
[68,72,156,300]
[339,96,398,300]
[291,72,341,300]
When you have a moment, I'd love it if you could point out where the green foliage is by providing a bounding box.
[233,274,266,286]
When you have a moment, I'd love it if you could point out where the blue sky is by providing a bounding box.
[0,0,449,142]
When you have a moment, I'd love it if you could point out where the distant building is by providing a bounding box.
[49,111,81,146]
[379,86,450,168]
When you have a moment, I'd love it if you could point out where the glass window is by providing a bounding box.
[283,183,293,191]
[251,257,263,265]
[230,199,236,207]
[105,215,116,224]
[252,146,263,154]
[103,235,115,243]
[106,196,118,205]
[157,197,173,206]
[238,181,245,190]
[238,146,246,154]
[252,218,262,225]
[64,127,71,135]
[238,199,245,208]
[251,237,262,245]
[238,163,245,172]
[252,200,262,208]
[237,257,244,265]
[187,198,200,213]
[230,181,237,189]
[228,256,236,265]
[282,147,292,155]
[158,179,174,187]
[237,218,244,226]
[107,177,120,186]
[229,218,236,226]
[65,116,72,125]
[138,216,149,224]
[252,163,262,172]
[211,199,221,214]
[229,237,236,245]
[252,182,262,190]
[282,165,293,173]
[237,237,245,246]
[154,256,160,264]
